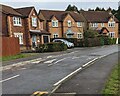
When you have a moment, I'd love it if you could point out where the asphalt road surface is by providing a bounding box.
[1,45,119,94]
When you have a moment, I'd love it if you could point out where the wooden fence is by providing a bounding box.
[0,37,20,57]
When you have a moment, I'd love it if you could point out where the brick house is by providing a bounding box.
[1,4,50,51]
[80,11,119,38]
[38,10,84,39]
[15,7,51,50]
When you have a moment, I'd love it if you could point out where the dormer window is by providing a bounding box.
[13,17,22,26]
[68,20,72,27]
[91,23,98,27]
[32,17,37,27]
[108,21,115,27]
[52,20,58,27]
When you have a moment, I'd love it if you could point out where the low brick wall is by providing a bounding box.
[0,37,20,57]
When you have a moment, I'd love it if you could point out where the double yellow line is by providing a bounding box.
[31,91,48,96]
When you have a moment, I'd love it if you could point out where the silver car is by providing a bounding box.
[53,39,74,48]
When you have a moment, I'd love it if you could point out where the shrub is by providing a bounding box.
[36,42,67,53]
[83,29,99,38]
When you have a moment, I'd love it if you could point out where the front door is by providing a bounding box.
[43,36,49,43]
[32,35,37,47]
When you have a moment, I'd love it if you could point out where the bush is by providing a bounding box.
[36,42,67,53]
[83,29,99,38]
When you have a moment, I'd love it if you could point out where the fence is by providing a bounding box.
[0,37,20,57]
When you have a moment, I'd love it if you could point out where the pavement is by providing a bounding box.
[1,45,119,95]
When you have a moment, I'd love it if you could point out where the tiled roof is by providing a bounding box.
[81,11,119,23]
[39,10,84,22]
[15,7,34,17]
[0,4,22,16]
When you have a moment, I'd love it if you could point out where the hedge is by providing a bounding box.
[36,42,67,53]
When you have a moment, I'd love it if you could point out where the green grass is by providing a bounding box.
[102,62,120,95]
[0,53,38,62]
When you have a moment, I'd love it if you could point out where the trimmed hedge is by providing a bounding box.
[36,42,67,53]
[77,36,117,47]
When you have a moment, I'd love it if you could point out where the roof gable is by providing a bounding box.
[15,6,34,17]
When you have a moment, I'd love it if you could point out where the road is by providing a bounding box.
[1,45,119,94]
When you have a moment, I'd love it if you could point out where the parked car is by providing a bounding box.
[53,39,74,48]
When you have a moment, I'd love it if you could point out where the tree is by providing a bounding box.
[88,8,94,11]
[65,4,79,13]
[95,7,101,11]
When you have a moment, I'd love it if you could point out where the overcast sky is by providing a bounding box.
[0,0,120,12]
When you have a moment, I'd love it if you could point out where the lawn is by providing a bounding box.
[0,53,38,62]
[102,62,120,95]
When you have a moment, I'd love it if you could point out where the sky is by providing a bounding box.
[0,0,120,12]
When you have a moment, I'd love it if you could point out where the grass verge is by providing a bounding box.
[0,53,38,62]
[102,62,120,95]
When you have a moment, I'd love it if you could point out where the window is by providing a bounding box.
[52,20,58,27]
[32,17,37,27]
[108,21,115,27]
[77,22,82,27]
[101,23,104,27]
[68,20,72,27]
[109,32,115,38]
[91,23,98,27]
[53,34,58,38]
[14,33,23,44]
[13,17,22,26]
[77,33,83,39]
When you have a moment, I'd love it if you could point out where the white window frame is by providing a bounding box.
[13,17,22,26]
[91,23,98,27]
[77,22,82,27]
[53,33,59,38]
[52,20,58,27]
[77,33,83,39]
[32,17,37,27]
[101,23,104,27]
[108,21,115,27]
[14,33,23,44]
[109,32,115,38]
[68,20,72,27]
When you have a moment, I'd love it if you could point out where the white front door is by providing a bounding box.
[32,35,37,47]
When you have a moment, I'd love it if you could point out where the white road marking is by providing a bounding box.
[54,57,100,86]
[0,75,20,83]
[44,59,56,64]
[72,56,79,59]
[32,61,40,64]
[48,58,67,66]
[82,57,98,67]
[47,56,53,58]
[54,67,82,86]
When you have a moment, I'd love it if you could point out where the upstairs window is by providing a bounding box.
[77,22,82,27]
[91,23,98,27]
[52,20,58,27]
[108,21,115,27]
[101,23,104,27]
[68,20,72,27]
[13,17,22,26]
[32,17,37,27]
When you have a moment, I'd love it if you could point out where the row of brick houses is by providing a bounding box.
[1,4,119,51]
[39,10,119,39]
